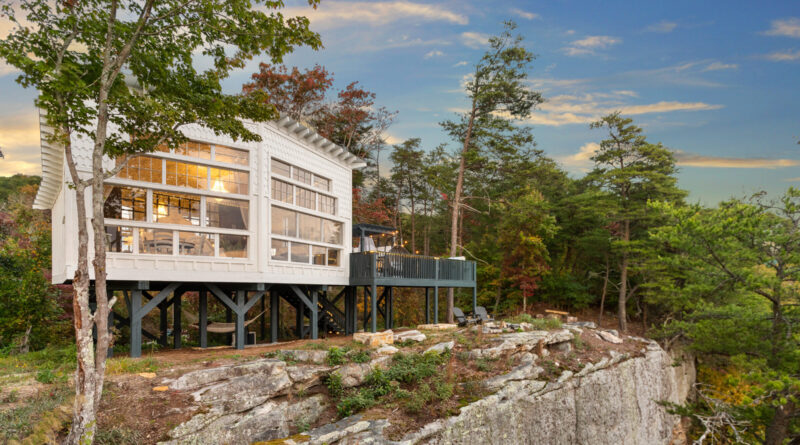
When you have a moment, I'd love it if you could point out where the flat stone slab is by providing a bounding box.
[425,341,455,354]
[353,330,394,347]
[394,330,426,342]
[597,331,623,344]
[417,323,458,331]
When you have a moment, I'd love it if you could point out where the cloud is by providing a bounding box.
[284,2,468,29]
[702,62,738,71]
[563,35,621,56]
[0,61,19,77]
[522,91,722,126]
[763,17,800,38]
[560,142,599,170]
[674,151,800,168]
[383,133,404,145]
[0,112,42,176]
[424,50,444,59]
[764,49,800,62]
[645,21,678,33]
[453,61,468,67]
[510,8,539,20]
[461,31,489,49]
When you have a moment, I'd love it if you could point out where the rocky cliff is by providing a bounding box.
[159,329,694,445]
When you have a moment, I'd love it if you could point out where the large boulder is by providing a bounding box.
[353,330,394,347]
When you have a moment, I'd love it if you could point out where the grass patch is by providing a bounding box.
[0,345,76,378]
[0,386,71,442]
[106,356,160,375]
[505,314,563,330]
[349,350,371,364]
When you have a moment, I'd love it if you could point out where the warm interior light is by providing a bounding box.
[211,180,226,192]
[157,205,167,216]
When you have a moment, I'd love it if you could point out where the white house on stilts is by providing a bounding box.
[34,115,477,357]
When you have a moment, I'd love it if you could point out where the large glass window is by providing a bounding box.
[299,213,321,242]
[219,234,247,258]
[215,146,249,165]
[314,176,330,192]
[175,141,212,160]
[296,187,316,210]
[165,160,208,190]
[327,249,340,266]
[271,159,291,178]
[319,195,336,215]
[139,228,174,255]
[118,156,162,183]
[178,231,215,256]
[105,226,134,253]
[271,206,297,237]
[312,246,326,265]
[271,179,293,204]
[271,239,288,261]
[207,198,248,230]
[152,191,200,226]
[210,168,249,195]
[323,219,343,245]
[103,185,146,221]
[291,242,309,263]
[293,166,312,185]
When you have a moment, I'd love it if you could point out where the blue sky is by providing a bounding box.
[1,0,799,204]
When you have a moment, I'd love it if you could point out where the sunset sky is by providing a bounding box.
[1,0,799,204]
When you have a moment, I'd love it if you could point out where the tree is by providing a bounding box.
[497,188,557,313]
[0,1,321,442]
[390,138,424,252]
[441,20,542,322]
[650,191,800,444]
[242,63,333,121]
[587,112,684,331]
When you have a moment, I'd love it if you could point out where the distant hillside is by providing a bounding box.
[0,174,41,204]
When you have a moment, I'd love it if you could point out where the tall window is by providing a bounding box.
[296,187,316,210]
[103,185,146,221]
[293,166,312,185]
[271,159,291,177]
[270,205,343,267]
[152,191,201,226]
[319,195,336,215]
[271,179,293,204]
[107,140,251,259]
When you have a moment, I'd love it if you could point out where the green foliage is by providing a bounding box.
[326,347,346,366]
[0,182,67,351]
[385,352,447,384]
[324,372,343,399]
[349,350,371,364]
[647,190,800,442]
[0,175,41,204]
[34,369,55,384]
[336,388,378,418]
[0,386,71,442]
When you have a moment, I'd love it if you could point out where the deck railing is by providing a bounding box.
[350,251,476,284]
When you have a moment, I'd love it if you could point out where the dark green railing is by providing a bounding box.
[350,251,476,285]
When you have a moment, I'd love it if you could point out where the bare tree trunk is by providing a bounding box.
[618,219,630,332]
[522,291,527,314]
[599,254,609,326]
[410,192,416,253]
[448,107,477,324]
[64,138,98,444]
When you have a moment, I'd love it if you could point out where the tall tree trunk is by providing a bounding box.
[64,137,98,444]
[410,191,416,253]
[599,254,610,326]
[764,400,794,445]
[448,106,477,323]
[618,219,630,332]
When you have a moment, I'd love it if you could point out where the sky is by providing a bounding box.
[1,0,799,204]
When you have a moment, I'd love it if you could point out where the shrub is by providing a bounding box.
[364,368,392,397]
[386,352,445,384]
[337,388,377,418]
[326,347,346,366]
[325,372,343,399]
[34,369,55,384]
[349,350,371,363]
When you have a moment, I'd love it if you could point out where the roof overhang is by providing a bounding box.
[271,115,368,170]
[32,110,63,210]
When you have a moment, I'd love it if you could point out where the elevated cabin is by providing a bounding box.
[33,114,477,357]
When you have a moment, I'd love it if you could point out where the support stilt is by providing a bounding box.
[434,286,439,324]
[130,290,142,358]
[371,283,378,333]
[270,291,279,343]
[424,287,430,324]
[173,290,182,349]
[235,290,245,350]
[199,289,207,348]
